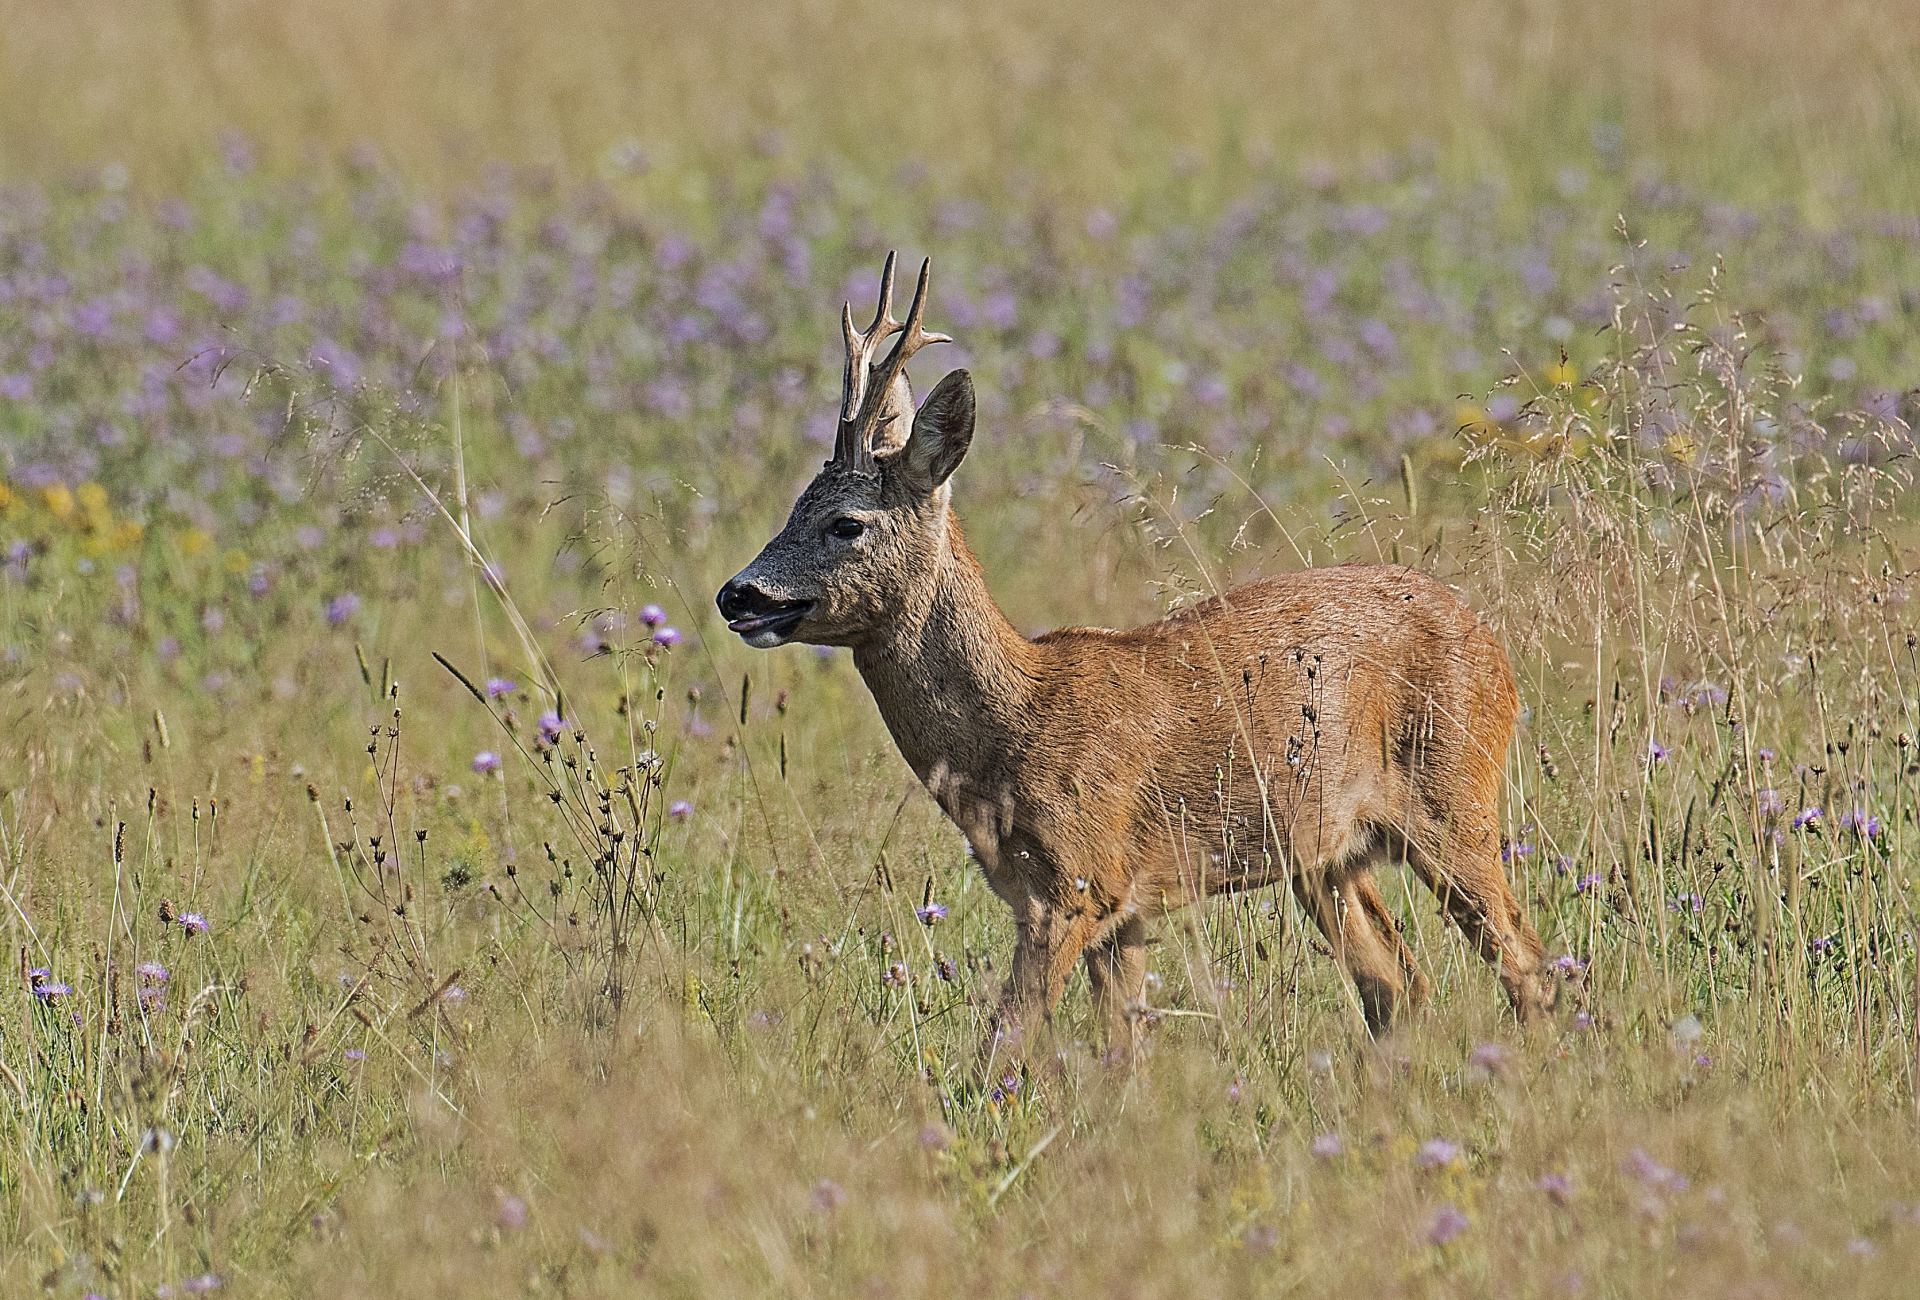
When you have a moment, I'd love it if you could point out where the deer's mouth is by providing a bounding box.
[726,600,814,646]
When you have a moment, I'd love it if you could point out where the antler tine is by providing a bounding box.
[838,300,864,429]
[866,250,901,340]
[850,257,951,453]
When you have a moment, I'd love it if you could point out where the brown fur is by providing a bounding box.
[861,525,1543,1046]
[718,264,1547,1057]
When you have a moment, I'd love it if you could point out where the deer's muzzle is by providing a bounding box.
[716,580,814,647]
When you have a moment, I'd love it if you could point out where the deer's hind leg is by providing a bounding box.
[1292,862,1427,1036]
[1404,813,1549,1021]
[1350,867,1431,1014]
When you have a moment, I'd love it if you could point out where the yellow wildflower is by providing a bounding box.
[43,484,75,522]
[79,484,113,534]
[222,548,250,574]
[181,528,213,557]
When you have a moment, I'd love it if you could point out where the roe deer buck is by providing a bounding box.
[717,253,1550,1056]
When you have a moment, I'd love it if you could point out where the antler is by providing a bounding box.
[832,252,951,474]
[833,251,903,469]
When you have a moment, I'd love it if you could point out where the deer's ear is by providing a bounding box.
[899,369,974,494]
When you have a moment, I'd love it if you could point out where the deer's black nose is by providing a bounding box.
[716,579,766,622]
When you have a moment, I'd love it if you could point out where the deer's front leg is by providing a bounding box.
[992,894,1103,1058]
[1085,912,1149,1066]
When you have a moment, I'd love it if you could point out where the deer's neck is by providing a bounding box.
[852,512,1038,788]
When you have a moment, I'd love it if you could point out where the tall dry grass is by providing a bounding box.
[12,252,1920,1296]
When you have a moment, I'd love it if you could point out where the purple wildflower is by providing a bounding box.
[639,603,667,628]
[1551,954,1588,973]
[810,1180,846,1213]
[915,903,949,926]
[25,967,50,986]
[344,1048,367,1061]
[136,961,168,983]
[471,751,502,775]
[1756,788,1785,817]
[1415,1138,1461,1169]
[1468,1042,1505,1072]
[1428,1205,1470,1246]
[536,712,566,744]
[1575,873,1605,894]
[1310,1133,1344,1159]
[497,1195,528,1229]
[1537,1172,1575,1204]
[668,800,693,820]
[1839,808,1884,839]
[177,912,209,934]
[484,677,517,699]
[1669,893,1704,914]
[1793,806,1823,831]
[1648,739,1670,764]
[1624,1147,1689,1193]
[1501,841,1534,863]
[652,626,683,646]
[33,981,73,1000]
[1758,747,1776,763]
[325,593,360,625]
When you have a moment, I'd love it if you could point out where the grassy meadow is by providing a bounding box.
[5,1,1920,1295]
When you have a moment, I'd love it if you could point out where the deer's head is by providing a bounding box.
[718,254,975,648]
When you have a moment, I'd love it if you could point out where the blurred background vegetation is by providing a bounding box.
[3,0,1917,209]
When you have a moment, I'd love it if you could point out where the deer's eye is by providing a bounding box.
[829,517,865,541]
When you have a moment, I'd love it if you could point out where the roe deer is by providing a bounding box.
[717,253,1550,1056]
